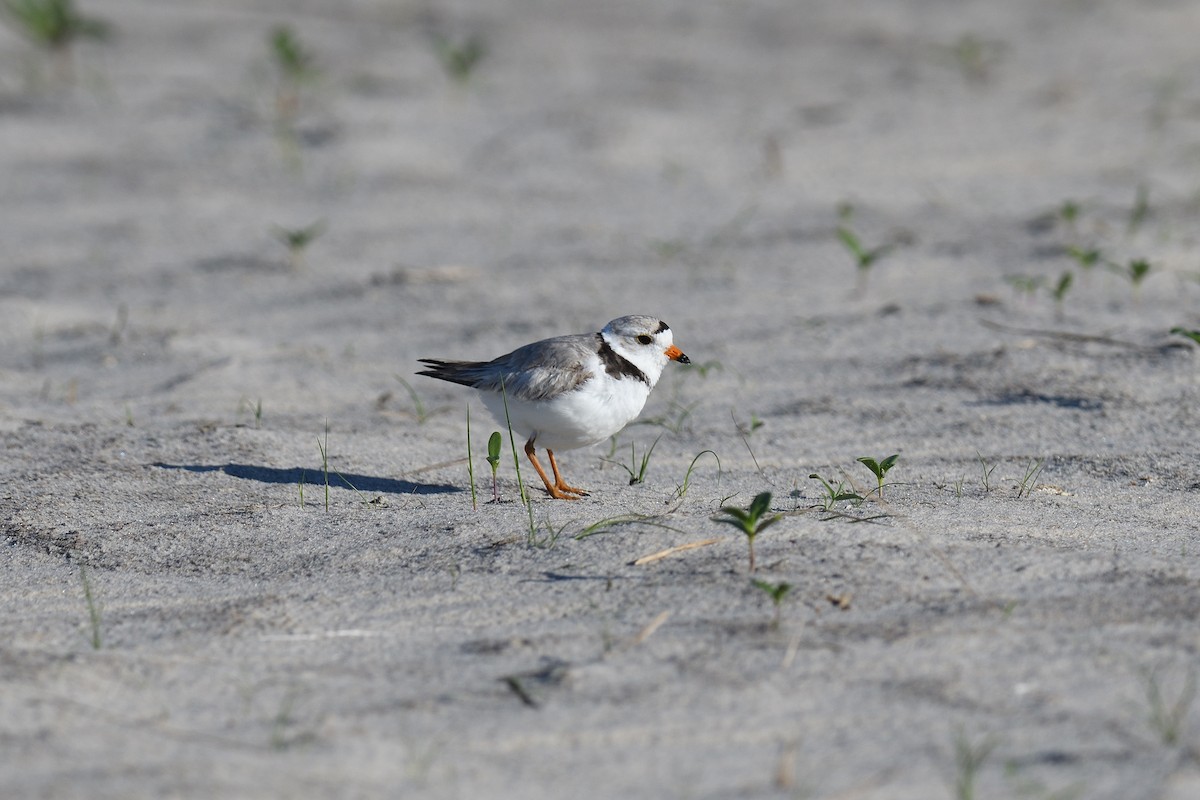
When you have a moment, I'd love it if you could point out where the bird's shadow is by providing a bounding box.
[151,462,460,495]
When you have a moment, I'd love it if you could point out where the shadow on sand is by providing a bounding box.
[151,462,461,495]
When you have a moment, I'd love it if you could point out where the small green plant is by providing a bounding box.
[713,491,782,573]
[857,453,899,498]
[498,378,535,540]
[1016,458,1044,499]
[1115,258,1152,296]
[1127,184,1150,236]
[751,579,792,629]
[1049,271,1073,316]
[1004,274,1045,299]
[316,421,331,511]
[1066,246,1102,272]
[1058,199,1080,232]
[78,562,102,650]
[393,375,441,423]
[2,0,108,56]
[945,33,1003,83]
[1170,327,1200,346]
[466,405,477,510]
[604,435,662,485]
[1144,668,1196,746]
[836,205,896,292]
[808,473,863,511]
[953,730,997,800]
[486,431,502,502]
[675,449,721,499]
[432,32,485,83]
[273,221,324,270]
[268,24,319,130]
[977,451,998,493]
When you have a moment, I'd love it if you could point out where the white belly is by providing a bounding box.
[478,377,649,451]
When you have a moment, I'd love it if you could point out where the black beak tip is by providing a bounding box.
[678,353,691,364]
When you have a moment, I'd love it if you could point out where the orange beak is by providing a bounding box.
[665,344,690,364]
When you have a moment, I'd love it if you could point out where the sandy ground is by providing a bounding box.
[3,0,1200,797]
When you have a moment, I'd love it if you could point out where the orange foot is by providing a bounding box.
[524,440,588,500]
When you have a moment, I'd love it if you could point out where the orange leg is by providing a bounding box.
[524,440,584,500]
[547,449,588,496]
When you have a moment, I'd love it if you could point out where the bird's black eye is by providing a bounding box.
[636,334,653,345]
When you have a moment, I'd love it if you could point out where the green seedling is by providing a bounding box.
[977,451,998,493]
[466,405,477,510]
[78,562,102,650]
[808,473,863,511]
[1049,271,1073,316]
[605,434,662,486]
[1144,668,1196,746]
[432,32,485,83]
[1004,274,1044,299]
[498,378,535,539]
[751,579,792,629]
[486,431,502,502]
[2,0,108,62]
[1170,327,1200,346]
[1066,246,1102,272]
[953,730,997,800]
[273,221,324,270]
[1114,258,1152,296]
[1016,458,1044,499]
[316,421,331,510]
[713,491,782,573]
[1058,199,1080,231]
[675,449,721,499]
[268,24,318,126]
[393,375,442,424]
[837,223,895,292]
[1127,184,1150,236]
[857,453,899,498]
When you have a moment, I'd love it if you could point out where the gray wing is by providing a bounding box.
[418,333,597,402]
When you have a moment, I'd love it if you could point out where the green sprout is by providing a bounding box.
[836,221,895,292]
[268,25,318,125]
[466,405,477,510]
[1004,274,1045,299]
[1066,246,1102,272]
[1016,458,1044,499]
[486,431,502,503]
[857,453,899,498]
[1144,668,1196,747]
[713,491,782,573]
[808,473,863,512]
[1116,258,1152,296]
[79,562,102,650]
[977,451,998,493]
[273,221,324,270]
[2,0,108,52]
[432,32,485,83]
[751,579,792,629]
[953,730,997,800]
[675,449,721,499]
[604,435,662,486]
[1170,327,1200,346]
[1127,184,1150,236]
[1049,271,1073,315]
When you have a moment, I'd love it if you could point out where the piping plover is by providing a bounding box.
[418,315,690,499]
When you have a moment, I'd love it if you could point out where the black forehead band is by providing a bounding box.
[655,321,670,333]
